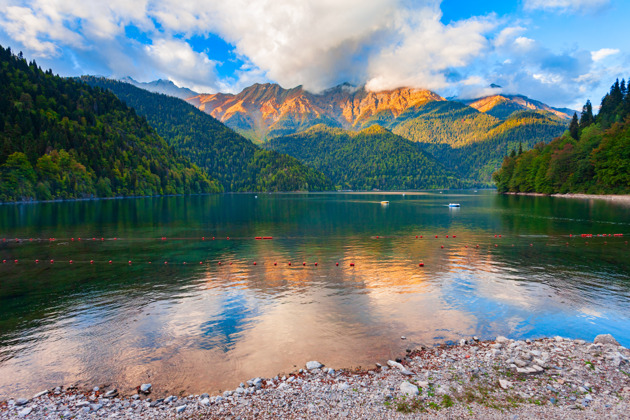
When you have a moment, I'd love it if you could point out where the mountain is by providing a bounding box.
[493,79,630,195]
[120,77,198,100]
[187,83,443,141]
[0,45,219,202]
[82,77,334,192]
[265,124,464,190]
[386,102,568,181]
[186,83,569,183]
[460,94,574,120]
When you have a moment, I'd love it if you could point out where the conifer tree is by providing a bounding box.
[569,112,579,140]
[579,100,594,128]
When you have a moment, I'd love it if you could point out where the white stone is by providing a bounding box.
[18,407,32,418]
[387,360,405,370]
[496,336,509,343]
[594,334,620,346]
[33,390,48,399]
[140,384,151,393]
[175,404,186,413]
[399,381,419,396]
[306,361,323,370]
[199,398,209,406]
[499,379,512,390]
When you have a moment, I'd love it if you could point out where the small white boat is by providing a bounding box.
[448,203,460,207]
[381,201,390,206]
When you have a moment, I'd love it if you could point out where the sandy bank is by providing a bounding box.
[506,192,630,203]
[1,335,629,419]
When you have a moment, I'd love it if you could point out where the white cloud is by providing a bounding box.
[144,39,220,92]
[365,8,496,91]
[591,48,619,62]
[0,0,625,107]
[524,0,610,13]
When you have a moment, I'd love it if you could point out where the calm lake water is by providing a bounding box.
[1,191,629,398]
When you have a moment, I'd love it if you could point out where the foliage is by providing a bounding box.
[381,101,567,182]
[265,124,465,190]
[0,45,219,202]
[82,77,333,192]
[492,78,630,194]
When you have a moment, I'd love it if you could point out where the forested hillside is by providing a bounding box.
[385,102,568,182]
[265,124,463,190]
[0,46,219,202]
[493,79,630,194]
[83,77,333,192]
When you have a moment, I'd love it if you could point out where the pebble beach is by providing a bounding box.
[1,334,629,419]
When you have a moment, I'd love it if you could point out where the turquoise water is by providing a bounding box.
[1,191,629,397]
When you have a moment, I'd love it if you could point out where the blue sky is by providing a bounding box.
[0,0,627,108]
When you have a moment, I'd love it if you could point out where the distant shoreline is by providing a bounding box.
[505,192,630,203]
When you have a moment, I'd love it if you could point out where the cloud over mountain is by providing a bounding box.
[0,0,626,107]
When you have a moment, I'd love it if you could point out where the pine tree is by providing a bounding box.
[518,142,523,155]
[579,99,594,128]
[569,112,579,140]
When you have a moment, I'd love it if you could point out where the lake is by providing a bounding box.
[1,191,629,398]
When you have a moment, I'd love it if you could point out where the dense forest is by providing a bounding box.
[384,102,568,182]
[493,79,630,194]
[82,77,333,192]
[265,124,464,190]
[0,45,220,202]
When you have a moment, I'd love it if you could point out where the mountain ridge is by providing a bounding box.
[186,83,444,141]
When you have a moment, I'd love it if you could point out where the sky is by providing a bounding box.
[0,0,627,109]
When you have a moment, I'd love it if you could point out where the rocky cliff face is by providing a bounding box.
[187,83,444,140]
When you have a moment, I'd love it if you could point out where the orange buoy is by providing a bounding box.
[441,245,444,248]
[336,262,339,266]
[90,260,93,264]
[435,235,438,238]
[35,259,39,263]
[420,235,423,238]
[453,235,456,238]
[218,262,222,265]
[274,262,277,266]
[303,262,306,266]
[69,260,73,264]
[128,260,132,264]
[419,262,424,267]
[253,262,257,265]
[350,263,355,267]
[288,262,291,266]
[416,235,418,238]
[200,261,203,265]
[314,262,318,266]
[446,235,449,238]
[109,260,112,264]
[50,260,54,264]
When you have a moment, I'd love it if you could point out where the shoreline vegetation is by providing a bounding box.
[493,78,630,196]
[1,335,628,419]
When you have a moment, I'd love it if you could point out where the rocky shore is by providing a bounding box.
[1,335,629,419]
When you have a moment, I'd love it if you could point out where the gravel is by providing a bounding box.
[1,335,629,419]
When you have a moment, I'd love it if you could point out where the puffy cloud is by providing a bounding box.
[591,48,619,62]
[524,0,610,13]
[0,0,625,107]
[144,38,220,92]
[365,8,496,91]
